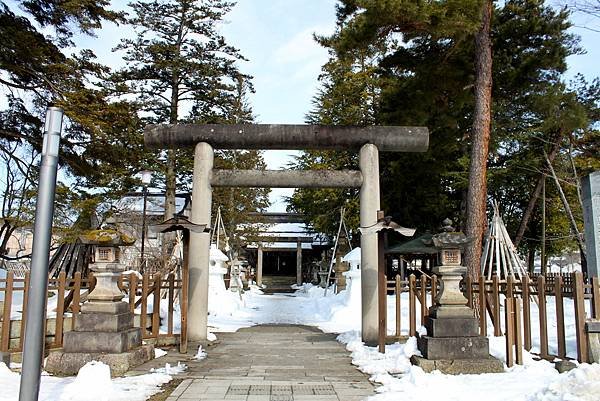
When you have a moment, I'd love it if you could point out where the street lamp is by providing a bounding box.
[19,107,63,401]
[140,170,152,274]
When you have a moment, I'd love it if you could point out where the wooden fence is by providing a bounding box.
[0,271,185,356]
[385,272,599,366]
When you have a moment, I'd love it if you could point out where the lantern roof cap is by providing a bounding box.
[79,229,135,246]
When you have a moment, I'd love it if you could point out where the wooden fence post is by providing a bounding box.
[573,271,588,363]
[54,272,66,348]
[18,272,30,352]
[538,275,549,358]
[128,273,137,314]
[1,272,14,353]
[395,275,401,339]
[409,274,416,337]
[168,273,175,336]
[493,275,502,336]
[466,275,473,308]
[522,274,532,351]
[514,298,523,365]
[505,298,515,368]
[71,272,82,330]
[507,275,514,299]
[420,275,428,322]
[478,276,487,337]
[141,274,149,337]
[152,274,161,338]
[555,275,566,359]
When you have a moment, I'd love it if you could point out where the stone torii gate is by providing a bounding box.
[144,124,429,345]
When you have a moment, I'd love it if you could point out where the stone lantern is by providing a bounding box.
[46,229,154,376]
[333,232,351,293]
[411,219,503,374]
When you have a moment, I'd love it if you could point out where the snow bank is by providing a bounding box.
[528,363,600,401]
[0,361,174,401]
[336,333,571,401]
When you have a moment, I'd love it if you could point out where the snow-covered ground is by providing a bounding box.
[205,278,600,401]
[0,360,186,401]
[2,266,599,401]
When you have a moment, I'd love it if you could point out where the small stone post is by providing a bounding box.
[411,219,503,374]
[334,257,350,293]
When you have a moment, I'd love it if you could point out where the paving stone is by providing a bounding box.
[137,325,375,401]
[292,385,315,395]
[312,385,336,395]
[269,396,292,401]
[228,385,251,395]
[249,385,271,394]
[270,385,292,395]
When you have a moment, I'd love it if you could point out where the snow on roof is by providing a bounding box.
[247,242,314,250]
[343,247,361,263]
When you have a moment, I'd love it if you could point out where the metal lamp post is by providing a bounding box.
[139,170,152,274]
[19,107,63,401]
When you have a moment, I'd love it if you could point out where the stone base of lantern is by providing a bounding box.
[413,315,503,374]
[410,354,503,374]
[45,344,154,377]
[45,301,154,376]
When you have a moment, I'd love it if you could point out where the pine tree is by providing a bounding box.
[114,0,249,223]
[293,0,598,267]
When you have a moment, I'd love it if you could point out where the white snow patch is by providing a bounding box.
[527,363,600,401]
[0,361,174,401]
[150,362,187,375]
[194,346,207,361]
[154,348,168,358]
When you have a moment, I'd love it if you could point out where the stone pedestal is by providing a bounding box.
[413,265,503,373]
[46,300,154,376]
[412,223,503,374]
[45,231,154,376]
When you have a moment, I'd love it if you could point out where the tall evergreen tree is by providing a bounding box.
[292,0,598,267]
[114,0,249,222]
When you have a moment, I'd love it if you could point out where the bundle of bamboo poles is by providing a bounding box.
[481,201,528,280]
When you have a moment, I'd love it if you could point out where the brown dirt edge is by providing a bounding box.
[148,378,183,401]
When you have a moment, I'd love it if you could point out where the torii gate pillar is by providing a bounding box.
[359,144,381,345]
[188,142,213,341]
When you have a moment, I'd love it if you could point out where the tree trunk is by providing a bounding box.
[162,72,180,260]
[464,0,493,281]
[514,139,561,247]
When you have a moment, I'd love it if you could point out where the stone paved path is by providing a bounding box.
[143,325,375,401]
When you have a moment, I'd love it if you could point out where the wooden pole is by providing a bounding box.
[378,231,387,353]
[541,177,546,275]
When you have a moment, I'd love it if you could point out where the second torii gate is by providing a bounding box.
[144,124,429,345]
